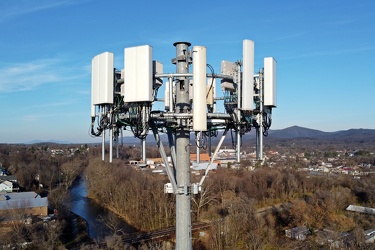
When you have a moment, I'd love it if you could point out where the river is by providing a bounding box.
[67,176,136,241]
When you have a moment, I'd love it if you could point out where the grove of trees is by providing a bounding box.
[0,144,88,249]
[85,156,375,249]
[1,141,375,249]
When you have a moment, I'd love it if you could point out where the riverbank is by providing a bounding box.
[62,211,93,249]
[86,192,139,232]
[68,175,137,241]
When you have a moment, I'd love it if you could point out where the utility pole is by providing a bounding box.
[256,69,264,161]
[173,42,192,250]
[259,68,264,161]
[236,63,242,163]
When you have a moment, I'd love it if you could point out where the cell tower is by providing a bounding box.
[90,40,276,249]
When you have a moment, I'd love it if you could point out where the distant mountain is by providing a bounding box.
[267,126,375,141]
[119,126,375,145]
[24,126,375,145]
[328,128,375,139]
[267,126,327,139]
[26,139,73,145]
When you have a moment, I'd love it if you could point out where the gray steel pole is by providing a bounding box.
[141,138,146,163]
[151,123,178,192]
[259,69,264,161]
[256,127,260,159]
[109,107,113,163]
[236,63,241,163]
[102,130,105,161]
[167,128,177,172]
[102,107,106,161]
[237,121,241,162]
[115,128,119,159]
[208,132,212,157]
[173,41,192,250]
[109,126,113,163]
[196,132,200,163]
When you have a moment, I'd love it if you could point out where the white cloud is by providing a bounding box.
[75,90,90,96]
[282,45,375,61]
[0,0,89,23]
[19,115,39,122]
[16,110,87,123]
[0,58,86,93]
[0,59,59,92]
[26,100,74,109]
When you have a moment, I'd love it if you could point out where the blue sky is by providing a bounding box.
[1,0,374,143]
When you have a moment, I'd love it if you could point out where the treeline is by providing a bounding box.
[0,144,87,191]
[199,168,375,249]
[85,158,375,249]
[0,144,88,210]
[2,141,375,249]
[85,158,175,231]
[0,144,88,248]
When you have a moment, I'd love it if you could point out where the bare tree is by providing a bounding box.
[191,181,218,221]
[60,159,85,189]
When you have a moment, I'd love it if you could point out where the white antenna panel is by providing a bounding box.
[165,80,170,110]
[242,39,254,110]
[91,52,114,106]
[220,60,236,91]
[221,60,236,76]
[124,45,153,102]
[192,46,207,131]
[91,104,96,117]
[153,60,163,88]
[264,57,277,107]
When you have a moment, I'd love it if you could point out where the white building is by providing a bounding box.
[364,229,375,243]
[285,226,310,241]
[192,162,217,171]
[0,181,13,192]
[0,192,48,216]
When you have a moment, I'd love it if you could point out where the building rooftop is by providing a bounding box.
[0,192,48,210]
[346,205,375,215]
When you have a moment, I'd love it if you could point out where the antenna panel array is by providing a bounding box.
[91,52,114,106]
[90,40,278,249]
[264,57,277,107]
[192,46,207,131]
[242,39,255,110]
[123,45,153,102]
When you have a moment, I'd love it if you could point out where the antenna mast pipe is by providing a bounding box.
[259,68,264,161]
[236,63,241,163]
[173,42,192,250]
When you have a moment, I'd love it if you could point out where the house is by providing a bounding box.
[364,229,375,243]
[190,153,211,162]
[0,181,13,192]
[346,205,375,215]
[315,229,349,248]
[192,162,217,171]
[0,175,17,182]
[285,226,310,241]
[0,192,48,216]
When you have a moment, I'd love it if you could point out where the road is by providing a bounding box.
[120,221,210,244]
